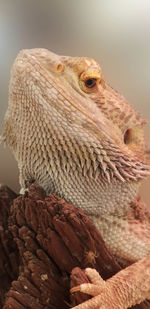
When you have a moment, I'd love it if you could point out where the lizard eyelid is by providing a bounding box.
[79,69,101,93]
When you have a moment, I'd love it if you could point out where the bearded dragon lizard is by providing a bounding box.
[1,49,150,308]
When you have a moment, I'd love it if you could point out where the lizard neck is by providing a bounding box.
[92,194,150,265]
[81,178,140,217]
[38,168,140,218]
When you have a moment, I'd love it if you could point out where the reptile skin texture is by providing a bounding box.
[1,49,150,308]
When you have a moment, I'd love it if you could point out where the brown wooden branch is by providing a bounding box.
[0,184,149,309]
[0,185,18,308]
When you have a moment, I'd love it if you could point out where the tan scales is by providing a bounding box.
[1,49,150,308]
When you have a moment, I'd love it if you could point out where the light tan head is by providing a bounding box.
[1,49,150,212]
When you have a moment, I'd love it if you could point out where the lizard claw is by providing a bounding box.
[71,268,106,296]
[71,260,150,309]
[71,268,114,309]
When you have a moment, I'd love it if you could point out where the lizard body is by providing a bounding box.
[1,49,150,308]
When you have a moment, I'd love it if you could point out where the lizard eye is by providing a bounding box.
[85,78,97,89]
[79,68,101,93]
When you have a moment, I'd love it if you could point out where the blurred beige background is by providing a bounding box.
[0,0,150,204]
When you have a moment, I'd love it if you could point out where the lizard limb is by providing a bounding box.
[71,255,150,309]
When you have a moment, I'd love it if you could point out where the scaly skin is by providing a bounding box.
[71,257,150,309]
[1,49,150,308]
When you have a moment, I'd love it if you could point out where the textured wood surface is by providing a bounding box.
[0,184,149,309]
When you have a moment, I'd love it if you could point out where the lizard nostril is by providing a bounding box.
[124,128,133,145]
[56,63,63,72]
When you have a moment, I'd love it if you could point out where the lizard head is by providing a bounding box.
[2,48,150,214]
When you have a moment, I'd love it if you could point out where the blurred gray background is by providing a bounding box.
[0,0,150,204]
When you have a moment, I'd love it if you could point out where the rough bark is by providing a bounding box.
[0,185,18,308]
[0,184,149,309]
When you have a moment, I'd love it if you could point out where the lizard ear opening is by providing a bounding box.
[124,129,132,145]
[124,127,144,146]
